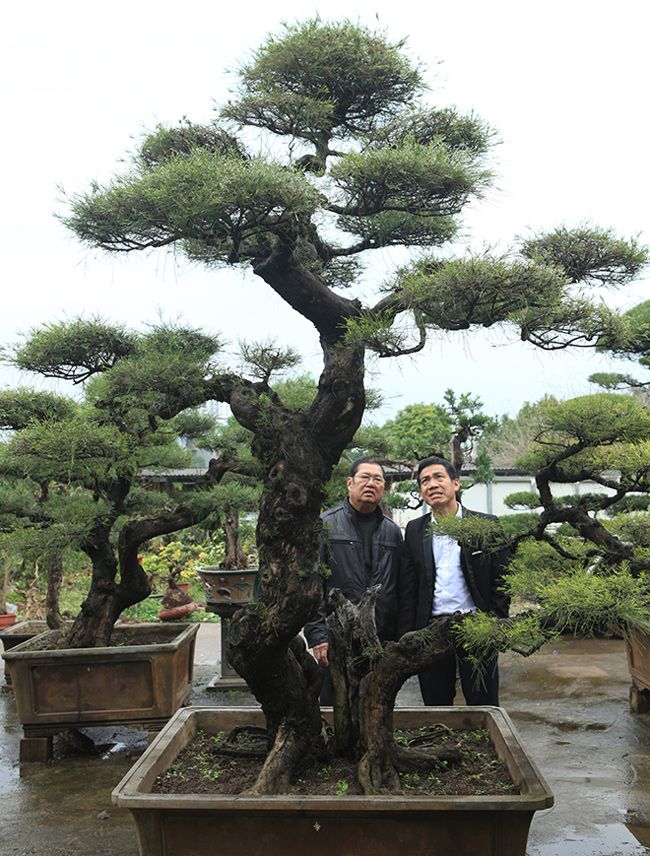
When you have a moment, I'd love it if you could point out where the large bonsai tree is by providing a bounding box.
[61,18,647,792]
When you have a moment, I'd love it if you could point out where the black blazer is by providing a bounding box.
[397,507,511,637]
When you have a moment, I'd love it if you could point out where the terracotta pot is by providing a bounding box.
[157,602,197,621]
[0,613,16,630]
[113,706,553,856]
[3,622,199,762]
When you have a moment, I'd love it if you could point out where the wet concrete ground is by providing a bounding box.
[1,626,650,855]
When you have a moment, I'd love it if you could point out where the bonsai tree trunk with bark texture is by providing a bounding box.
[45,553,65,629]
[221,508,249,570]
[226,341,367,793]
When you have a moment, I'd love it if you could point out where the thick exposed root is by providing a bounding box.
[357,749,401,794]
[358,738,463,795]
[216,726,268,759]
[243,720,311,795]
[392,742,462,772]
[393,722,462,769]
[327,586,383,755]
[232,635,328,795]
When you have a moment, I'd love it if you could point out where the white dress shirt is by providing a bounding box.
[431,504,475,616]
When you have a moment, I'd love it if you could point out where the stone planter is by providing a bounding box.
[626,623,650,712]
[113,706,553,856]
[3,622,199,761]
[1,619,48,648]
[1,620,57,687]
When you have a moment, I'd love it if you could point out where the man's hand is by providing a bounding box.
[312,642,329,666]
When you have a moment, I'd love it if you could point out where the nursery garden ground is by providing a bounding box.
[2,623,650,856]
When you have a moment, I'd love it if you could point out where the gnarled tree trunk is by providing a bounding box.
[67,457,238,648]
[227,336,367,793]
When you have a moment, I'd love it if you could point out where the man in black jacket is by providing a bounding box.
[398,457,510,706]
[304,457,403,704]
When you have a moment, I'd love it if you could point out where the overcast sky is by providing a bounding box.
[3,0,649,422]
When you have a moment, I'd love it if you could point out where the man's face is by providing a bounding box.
[347,463,385,512]
[419,464,460,516]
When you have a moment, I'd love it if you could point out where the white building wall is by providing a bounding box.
[391,475,617,528]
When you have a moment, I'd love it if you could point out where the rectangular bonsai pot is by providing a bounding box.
[1,620,71,686]
[626,623,650,692]
[113,706,553,856]
[3,622,199,733]
[0,619,76,653]
[1,620,50,651]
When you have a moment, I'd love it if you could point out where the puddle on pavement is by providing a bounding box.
[530,823,650,855]
[3,636,650,855]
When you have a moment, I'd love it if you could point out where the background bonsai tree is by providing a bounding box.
[176,410,261,571]
[0,388,76,623]
[505,392,650,572]
[0,317,245,646]
[61,18,647,792]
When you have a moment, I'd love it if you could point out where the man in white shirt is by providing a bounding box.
[398,457,511,705]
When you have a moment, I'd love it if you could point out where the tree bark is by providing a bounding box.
[326,586,384,757]
[45,553,65,629]
[221,508,248,569]
[67,456,239,647]
[225,329,367,792]
[450,425,470,474]
[358,616,457,794]
[324,589,466,795]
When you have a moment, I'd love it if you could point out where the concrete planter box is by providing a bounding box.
[113,706,553,856]
[1,619,50,650]
[626,623,650,712]
[1,620,64,686]
[3,622,199,761]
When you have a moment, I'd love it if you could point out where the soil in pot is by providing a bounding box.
[20,626,173,651]
[151,723,519,798]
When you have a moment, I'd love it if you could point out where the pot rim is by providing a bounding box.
[2,621,199,662]
[112,705,554,812]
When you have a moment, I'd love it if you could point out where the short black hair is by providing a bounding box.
[417,457,458,484]
[350,457,386,480]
